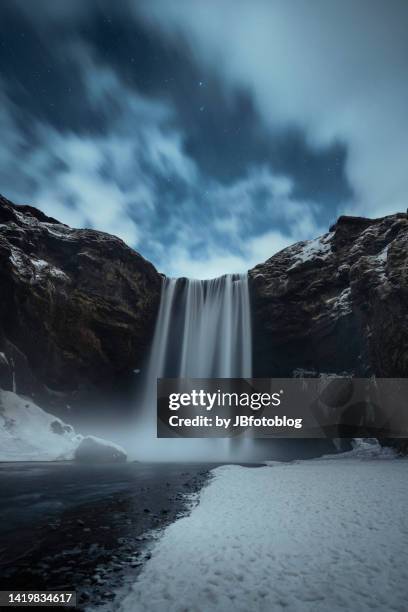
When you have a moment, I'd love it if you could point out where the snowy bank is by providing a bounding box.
[119,450,408,612]
[0,390,126,462]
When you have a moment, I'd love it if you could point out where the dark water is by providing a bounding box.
[0,462,222,609]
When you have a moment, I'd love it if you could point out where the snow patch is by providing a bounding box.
[13,210,37,226]
[287,233,333,271]
[375,245,389,263]
[31,257,69,282]
[9,248,25,271]
[326,287,352,317]
[31,258,49,271]
[0,390,81,461]
[0,390,126,462]
[8,249,69,283]
[43,223,76,240]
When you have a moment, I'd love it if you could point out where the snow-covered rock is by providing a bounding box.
[325,437,397,459]
[0,389,127,462]
[74,435,127,463]
[286,232,334,271]
[0,390,80,461]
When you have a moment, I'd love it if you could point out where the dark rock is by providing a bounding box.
[0,194,161,417]
[249,213,408,379]
[0,351,12,389]
[381,439,408,455]
[319,378,354,409]
[249,212,408,454]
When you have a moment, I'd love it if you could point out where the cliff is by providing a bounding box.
[1,193,408,452]
[249,213,408,380]
[0,195,162,418]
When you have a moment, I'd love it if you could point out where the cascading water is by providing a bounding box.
[148,273,251,380]
[134,273,252,460]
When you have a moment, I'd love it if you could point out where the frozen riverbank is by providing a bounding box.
[119,448,408,612]
[0,462,216,609]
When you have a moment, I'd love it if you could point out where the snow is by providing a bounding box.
[8,248,69,282]
[375,245,389,263]
[13,210,37,226]
[9,248,25,271]
[0,390,127,462]
[31,257,69,281]
[119,447,408,612]
[74,435,127,463]
[31,258,49,270]
[370,246,389,285]
[43,223,75,240]
[287,233,333,271]
[326,287,352,317]
[0,390,81,461]
[78,435,128,456]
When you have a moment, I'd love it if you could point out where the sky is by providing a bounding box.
[0,0,407,279]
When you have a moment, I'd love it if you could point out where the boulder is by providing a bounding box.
[0,389,82,461]
[74,435,127,463]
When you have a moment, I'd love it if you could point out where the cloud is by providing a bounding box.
[0,37,329,278]
[164,230,294,280]
[14,0,88,24]
[135,0,408,218]
[0,51,197,250]
[156,166,324,278]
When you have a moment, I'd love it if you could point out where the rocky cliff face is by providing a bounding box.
[250,213,408,454]
[0,195,162,418]
[2,192,408,450]
[249,213,408,379]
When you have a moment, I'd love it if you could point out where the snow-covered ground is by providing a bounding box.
[119,444,408,612]
[0,390,126,461]
[0,389,82,461]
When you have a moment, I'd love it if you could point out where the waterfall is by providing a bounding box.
[147,273,251,380]
[134,273,252,460]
